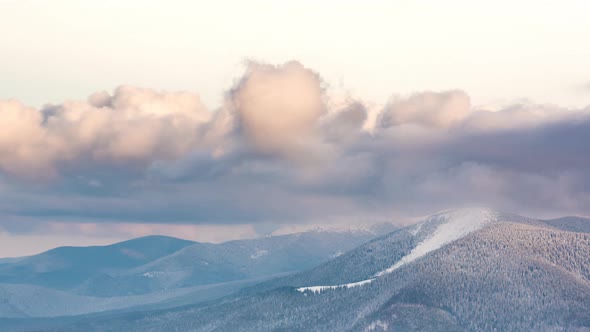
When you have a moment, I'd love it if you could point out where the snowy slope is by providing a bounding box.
[296,208,498,293]
[375,208,498,276]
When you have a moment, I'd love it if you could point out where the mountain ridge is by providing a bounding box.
[45,208,590,331]
[0,227,394,320]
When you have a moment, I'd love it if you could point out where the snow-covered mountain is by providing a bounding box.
[41,208,590,331]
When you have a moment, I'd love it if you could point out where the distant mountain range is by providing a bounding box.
[2,209,590,331]
[0,235,195,291]
[0,257,27,265]
[0,225,394,322]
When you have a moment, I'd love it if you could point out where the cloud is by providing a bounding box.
[0,100,61,178]
[1,61,590,239]
[320,100,367,144]
[0,86,216,179]
[229,61,326,160]
[379,90,470,129]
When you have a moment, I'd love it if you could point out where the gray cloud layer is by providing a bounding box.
[1,61,589,234]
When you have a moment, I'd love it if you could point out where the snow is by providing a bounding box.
[332,251,344,258]
[296,278,374,294]
[409,222,423,236]
[142,271,168,278]
[250,249,269,259]
[365,320,389,331]
[296,208,498,295]
[375,208,497,276]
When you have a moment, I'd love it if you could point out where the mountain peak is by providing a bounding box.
[376,207,498,276]
[297,207,502,293]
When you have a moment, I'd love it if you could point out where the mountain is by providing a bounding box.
[75,229,390,297]
[48,208,590,331]
[0,235,195,291]
[0,228,392,320]
[0,257,26,265]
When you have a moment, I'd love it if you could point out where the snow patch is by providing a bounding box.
[365,320,389,331]
[375,208,497,276]
[142,271,168,278]
[332,251,344,258]
[296,278,374,294]
[250,249,269,259]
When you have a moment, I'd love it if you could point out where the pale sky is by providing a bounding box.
[1,0,589,109]
[1,0,590,257]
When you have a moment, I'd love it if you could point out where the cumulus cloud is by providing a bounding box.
[229,61,326,159]
[0,100,62,178]
[1,60,590,237]
[0,86,216,178]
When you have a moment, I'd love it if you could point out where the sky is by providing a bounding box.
[1,0,590,256]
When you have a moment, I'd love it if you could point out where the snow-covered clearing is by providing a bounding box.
[296,278,374,294]
[375,208,497,276]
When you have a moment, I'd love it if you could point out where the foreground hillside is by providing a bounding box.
[47,209,590,331]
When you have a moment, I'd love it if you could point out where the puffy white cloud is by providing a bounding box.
[229,61,326,159]
[0,86,215,178]
[0,100,63,178]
